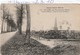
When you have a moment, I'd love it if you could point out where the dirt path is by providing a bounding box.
[31,36,80,49]
[0,31,16,55]
[31,36,64,48]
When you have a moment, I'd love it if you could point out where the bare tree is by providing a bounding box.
[5,12,16,32]
[25,4,31,44]
[1,4,5,33]
[16,4,24,34]
[1,4,16,33]
[1,4,9,33]
[5,11,10,32]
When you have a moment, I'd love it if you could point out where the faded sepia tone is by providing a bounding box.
[0,4,80,55]
[30,4,80,31]
[0,4,80,32]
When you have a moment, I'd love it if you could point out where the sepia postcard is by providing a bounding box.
[0,4,80,55]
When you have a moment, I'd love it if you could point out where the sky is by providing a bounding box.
[29,4,80,31]
[0,0,80,3]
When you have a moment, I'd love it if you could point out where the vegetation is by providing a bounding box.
[1,4,16,33]
[16,4,24,34]
[31,30,80,39]
[1,32,79,55]
[16,4,31,44]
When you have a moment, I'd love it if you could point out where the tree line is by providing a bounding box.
[1,4,17,33]
[1,4,31,44]
[16,4,31,44]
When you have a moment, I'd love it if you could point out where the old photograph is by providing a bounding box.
[0,4,80,55]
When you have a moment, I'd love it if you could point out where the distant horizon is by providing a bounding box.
[30,29,80,31]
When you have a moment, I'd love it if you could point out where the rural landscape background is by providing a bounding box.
[0,4,80,55]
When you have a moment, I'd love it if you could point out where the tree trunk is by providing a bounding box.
[18,24,22,34]
[25,4,31,44]
[1,19,4,33]
[20,24,22,34]
[11,26,12,32]
[7,22,10,32]
[17,4,23,34]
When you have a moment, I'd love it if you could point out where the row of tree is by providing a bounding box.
[0,4,31,44]
[16,4,31,44]
[1,4,17,33]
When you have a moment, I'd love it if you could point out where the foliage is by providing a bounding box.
[31,30,80,39]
